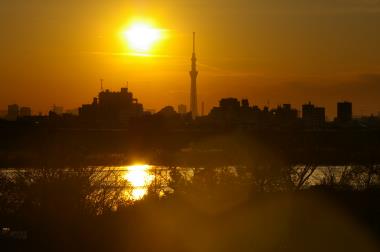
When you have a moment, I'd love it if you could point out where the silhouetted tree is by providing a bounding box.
[290,164,318,190]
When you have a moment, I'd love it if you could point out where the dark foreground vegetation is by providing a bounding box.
[1,164,380,252]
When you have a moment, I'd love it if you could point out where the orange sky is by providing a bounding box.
[1,0,380,117]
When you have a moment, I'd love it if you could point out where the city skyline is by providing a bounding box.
[0,85,373,120]
[0,84,363,125]
[1,1,380,116]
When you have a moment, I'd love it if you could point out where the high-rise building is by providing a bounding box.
[7,104,19,121]
[302,102,325,128]
[178,104,187,114]
[315,107,325,124]
[209,98,241,122]
[19,107,32,117]
[337,101,352,122]
[189,32,198,119]
[79,87,144,125]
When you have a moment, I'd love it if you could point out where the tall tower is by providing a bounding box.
[189,32,198,119]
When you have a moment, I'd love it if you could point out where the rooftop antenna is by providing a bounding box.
[100,79,104,92]
[126,81,129,89]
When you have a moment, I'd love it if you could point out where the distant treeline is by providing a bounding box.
[0,126,380,167]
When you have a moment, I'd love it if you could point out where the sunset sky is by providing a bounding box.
[1,0,380,117]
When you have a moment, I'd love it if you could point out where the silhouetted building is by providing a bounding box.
[7,104,19,121]
[220,98,240,110]
[240,99,253,120]
[272,104,298,123]
[146,109,156,114]
[51,105,64,115]
[209,97,300,128]
[241,99,249,108]
[79,87,143,126]
[19,107,32,117]
[209,98,251,124]
[178,104,187,115]
[79,98,98,122]
[65,108,79,116]
[337,101,352,122]
[189,32,198,119]
[158,106,177,118]
[302,102,325,128]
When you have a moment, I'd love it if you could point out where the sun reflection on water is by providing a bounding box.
[123,165,154,200]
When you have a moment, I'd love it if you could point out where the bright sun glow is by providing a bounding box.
[123,23,162,53]
[123,165,154,200]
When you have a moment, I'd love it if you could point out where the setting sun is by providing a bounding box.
[123,23,162,53]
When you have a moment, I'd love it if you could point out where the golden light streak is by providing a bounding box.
[123,164,154,200]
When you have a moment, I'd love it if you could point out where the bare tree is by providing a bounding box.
[289,164,318,190]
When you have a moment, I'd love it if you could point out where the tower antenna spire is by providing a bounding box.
[193,32,195,53]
